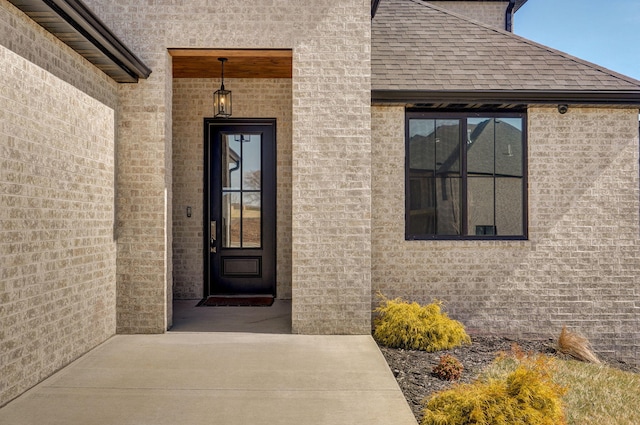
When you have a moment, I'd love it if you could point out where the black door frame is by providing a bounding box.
[203,118,277,298]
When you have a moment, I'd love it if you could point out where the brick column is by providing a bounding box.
[115,54,171,333]
[290,4,372,334]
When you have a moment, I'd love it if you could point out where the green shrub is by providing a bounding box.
[421,351,567,425]
[373,295,471,351]
[432,354,464,381]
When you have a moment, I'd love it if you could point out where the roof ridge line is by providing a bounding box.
[404,0,640,90]
[406,0,510,31]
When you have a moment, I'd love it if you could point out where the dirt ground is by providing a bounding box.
[378,335,640,421]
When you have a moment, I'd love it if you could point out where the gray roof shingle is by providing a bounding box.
[372,0,640,103]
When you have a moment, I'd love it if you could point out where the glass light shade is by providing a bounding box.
[214,88,232,118]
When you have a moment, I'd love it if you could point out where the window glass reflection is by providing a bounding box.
[435,177,461,236]
[408,177,436,235]
[242,134,261,190]
[467,118,494,176]
[409,119,436,173]
[220,133,264,248]
[495,178,523,235]
[223,135,241,190]
[242,193,261,247]
[222,192,241,248]
[435,120,460,175]
[467,177,495,234]
[406,114,525,239]
[495,118,523,177]
[408,177,463,236]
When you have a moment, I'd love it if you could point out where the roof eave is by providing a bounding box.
[7,0,151,83]
[372,89,640,106]
[514,0,528,12]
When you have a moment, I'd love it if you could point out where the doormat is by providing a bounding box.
[197,296,274,307]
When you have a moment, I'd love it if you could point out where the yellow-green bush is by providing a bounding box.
[373,296,471,351]
[422,352,567,425]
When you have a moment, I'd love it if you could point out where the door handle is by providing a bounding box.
[210,221,217,253]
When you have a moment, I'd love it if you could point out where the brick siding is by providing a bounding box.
[0,5,118,404]
[372,105,640,364]
[82,0,372,334]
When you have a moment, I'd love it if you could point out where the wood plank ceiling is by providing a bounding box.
[169,49,292,79]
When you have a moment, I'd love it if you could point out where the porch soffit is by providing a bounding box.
[169,49,293,79]
[7,0,151,83]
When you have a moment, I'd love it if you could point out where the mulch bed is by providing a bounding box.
[378,335,640,422]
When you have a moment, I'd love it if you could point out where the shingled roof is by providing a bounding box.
[372,0,640,105]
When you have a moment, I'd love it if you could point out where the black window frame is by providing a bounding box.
[405,110,528,241]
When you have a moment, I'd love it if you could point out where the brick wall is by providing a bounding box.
[290,8,372,334]
[428,1,508,30]
[83,0,372,334]
[0,0,117,108]
[115,74,171,333]
[172,78,293,300]
[372,105,640,364]
[0,31,117,413]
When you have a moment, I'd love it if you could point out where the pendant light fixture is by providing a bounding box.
[213,57,232,118]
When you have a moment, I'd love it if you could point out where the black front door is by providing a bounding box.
[204,118,276,296]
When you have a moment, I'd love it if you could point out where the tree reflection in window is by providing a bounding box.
[407,112,526,240]
[222,134,262,248]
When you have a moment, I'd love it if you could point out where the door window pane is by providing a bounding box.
[242,193,261,247]
[241,134,261,190]
[222,192,241,248]
[220,133,263,248]
[222,135,242,190]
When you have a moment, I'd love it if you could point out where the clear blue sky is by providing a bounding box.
[515,0,640,81]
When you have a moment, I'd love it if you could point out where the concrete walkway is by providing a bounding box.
[0,305,418,425]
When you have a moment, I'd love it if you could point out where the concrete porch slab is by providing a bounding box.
[0,333,418,425]
[170,299,292,333]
